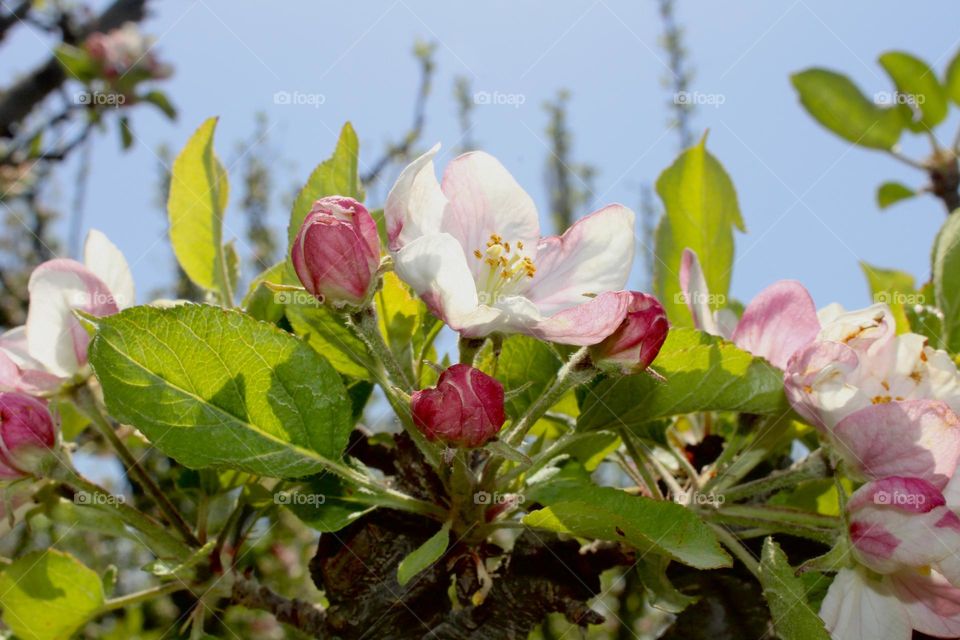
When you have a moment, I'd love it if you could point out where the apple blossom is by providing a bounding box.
[679,248,820,369]
[0,392,56,479]
[589,291,669,373]
[0,230,134,394]
[291,196,381,308]
[410,364,505,448]
[384,145,640,345]
[84,22,172,80]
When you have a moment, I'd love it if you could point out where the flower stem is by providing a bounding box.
[458,336,486,365]
[617,428,664,500]
[721,449,829,503]
[99,582,187,613]
[504,347,595,447]
[76,385,201,548]
[709,523,760,578]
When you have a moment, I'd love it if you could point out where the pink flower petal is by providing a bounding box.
[679,248,722,336]
[532,290,632,346]
[832,400,960,488]
[819,569,911,640]
[731,280,820,369]
[892,570,960,638]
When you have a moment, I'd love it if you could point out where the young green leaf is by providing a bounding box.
[859,261,916,332]
[578,328,786,431]
[286,475,379,533]
[88,304,353,478]
[791,68,903,150]
[878,51,948,131]
[0,550,105,640]
[876,181,915,209]
[286,301,373,380]
[167,118,232,299]
[654,134,743,326]
[397,521,451,586]
[933,212,960,353]
[945,49,960,106]
[522,485,731,570]
[286,122,363,250]
[758,538,831,640]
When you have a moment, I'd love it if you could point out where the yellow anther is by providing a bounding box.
[473,249,483,259]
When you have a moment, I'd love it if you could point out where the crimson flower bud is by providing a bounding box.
[590,292,669,373]
[291,196,381,307]
[410,364,505,449]
[0,392,56,479]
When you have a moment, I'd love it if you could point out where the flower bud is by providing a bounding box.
[411,364,505,449]
[590,292,669,373]
[0,393,56,479]
[292,196,381,307]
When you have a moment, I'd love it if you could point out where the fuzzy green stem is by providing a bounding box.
[722,449,829,503]
[77,385,201,547]
[458,336,486,366]
[617,428,664,500]
[504,348,595,447]
[709,524,760,577]
[99,582,187,613]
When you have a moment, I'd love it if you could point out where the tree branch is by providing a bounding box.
[231,574,328,638]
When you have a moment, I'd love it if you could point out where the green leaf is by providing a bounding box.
[88,304,352,478]
[286,122,363,252]
[286,301,373,380]
[933,212,960,353]
[167,118,231,297]
[54,44,99,83]
[636,555,698,613]
[791,68,903,150]
[376,272,422,378]
[758,538,831,640]
[859,261,916,332]
[945,49,960,106]
[492,335,563,417]
[876,181,915,209]
[397,522,451,586]
[241,261,287,323]
[654,134,743,327]
[141,90,177,120]
[0,550,105,640]
[118,116,133,150]
[878,51,949,131]
[287,475,378,532]
[522,485,731,569]
[578,328,786,432]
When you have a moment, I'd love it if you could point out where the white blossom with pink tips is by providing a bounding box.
[384,145,638,345]
[0,230,134,395]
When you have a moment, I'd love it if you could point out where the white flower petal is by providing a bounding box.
[439,151,540,272]
[679,248,723,336]
[84,229,135,309]
[384,143,446,250]
[819,569,910,640]
[526,204,635,316]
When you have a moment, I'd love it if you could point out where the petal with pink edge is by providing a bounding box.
[526,205,635,316]
[731,280,820,369]
[832,400,960,487]
[384,143,446,251]
[26,259,118,377]
[532,290,631,346]
[892,570,960,637]
[83,229,135,309]
[819,568,910,640]
[439,151,540,273]
[784,340,862,429]
[679,248,723,337]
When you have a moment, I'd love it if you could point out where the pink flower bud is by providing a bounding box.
[410,364,505,449]
[590,292,669,373]
[0,393,56,479]
[291,196,381,307]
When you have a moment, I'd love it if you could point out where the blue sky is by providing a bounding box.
[4,1,959,310]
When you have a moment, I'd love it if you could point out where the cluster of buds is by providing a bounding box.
[84,22,172,81]
[292,196,381,308]
[0,393,57,479]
